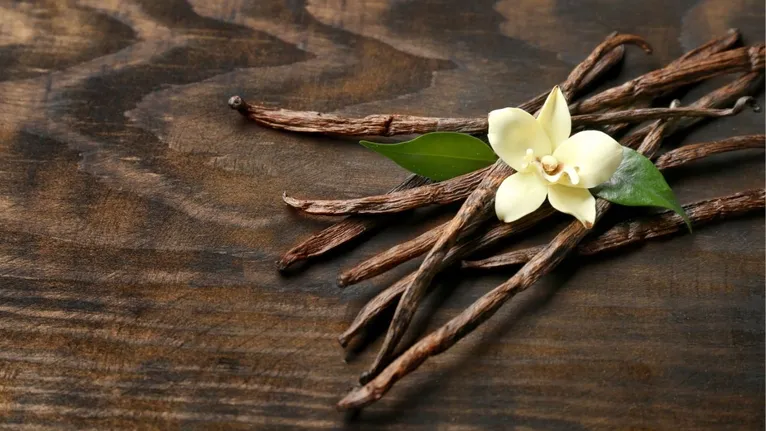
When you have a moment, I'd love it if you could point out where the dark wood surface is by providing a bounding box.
[0,1,763,429]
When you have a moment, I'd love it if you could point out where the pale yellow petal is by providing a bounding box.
[488,107,552,171]
[536,86,571,148]
[548,184,596,228]
[552,130,623,188]
[494,172,548,223]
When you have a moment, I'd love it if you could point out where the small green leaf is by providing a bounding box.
[593,147,692,231]
[360,132,497,181]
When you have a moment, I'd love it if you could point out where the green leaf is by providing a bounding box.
[593,147,692,231]
[359,132,497,181]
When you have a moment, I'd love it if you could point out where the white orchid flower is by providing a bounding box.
[488,86,623,228]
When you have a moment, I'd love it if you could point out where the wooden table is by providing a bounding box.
[0,1,763,429]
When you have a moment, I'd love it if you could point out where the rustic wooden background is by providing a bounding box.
[0,0,763,429]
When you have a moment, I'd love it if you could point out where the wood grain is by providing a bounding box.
[0,0,762,429]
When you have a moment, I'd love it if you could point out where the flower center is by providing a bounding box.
[522,148,581,186]
[540,155,559,174]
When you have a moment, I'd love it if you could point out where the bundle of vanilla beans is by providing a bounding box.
[229,30,765,410]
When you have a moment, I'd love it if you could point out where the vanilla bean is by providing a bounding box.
[573,44,765,114]
[462,189,765,270]
[277,174,429,271]
[234,32,738,139]
[238,42,763,141]
[283,167,488,215]
[337,132,764,346]
[337,221,447,287]
[229,37,638,137]
[623,71,764,148]
[231,33,747,138]
[655,134,765,169]
[338,107,674,410]
[359,34,654,383]
[574,96,755,126]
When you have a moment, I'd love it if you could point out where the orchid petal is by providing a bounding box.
[488,108,552,172]
[536,86,571,148]
[552,130,623,188]
[495,172,548,223]
[548,184,596,228]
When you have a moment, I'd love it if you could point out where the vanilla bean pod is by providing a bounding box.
[230,40,762,139]
[228,36,640,137]
[655,134,765,168]
[283,167,488,215]
[337,132,764,347]
[338,107,675,409]
[462,188,765,270]
[573,96,755,126]
[359,34,654,383]
[277,174,429,270]
[233,30,738,138]
[572,44,765,114]
[622,71,764,148]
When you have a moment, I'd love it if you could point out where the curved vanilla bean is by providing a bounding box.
[277,174,429,271]
[359,33,654,383]
[574,96,756,126]
[573,44,765,114]
[462,189,765,270]
[338,107,675,410]
[623,71,765,148]
[229,38,639,137]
